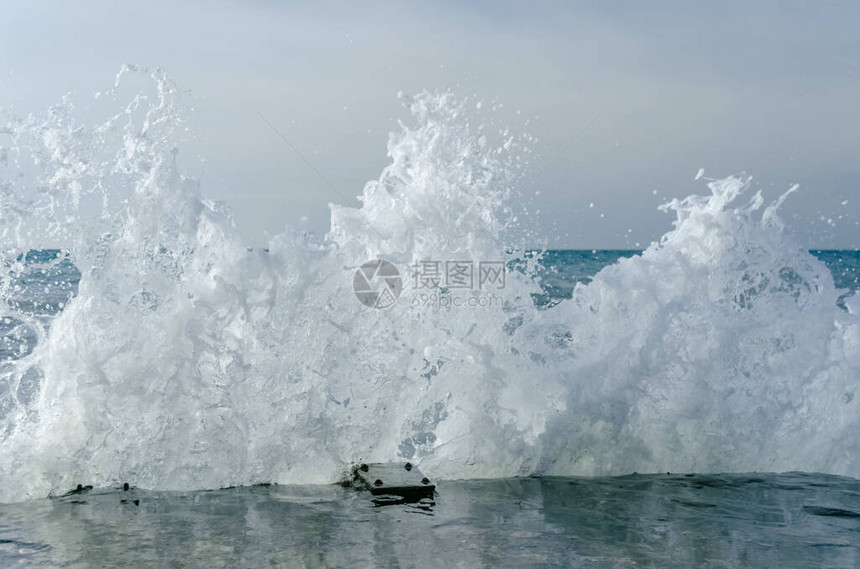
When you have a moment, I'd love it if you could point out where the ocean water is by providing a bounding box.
[2,69,860,566]
[1,473,859,568]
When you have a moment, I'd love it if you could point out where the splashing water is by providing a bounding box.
[0,69,858,503]
[529,179,860,477]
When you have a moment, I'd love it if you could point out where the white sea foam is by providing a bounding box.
[0,69,857,502]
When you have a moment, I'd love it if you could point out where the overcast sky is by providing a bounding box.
[2,1,858,248]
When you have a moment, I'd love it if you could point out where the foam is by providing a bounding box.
[0,70,857,502]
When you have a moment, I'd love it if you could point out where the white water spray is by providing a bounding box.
[0,70,857,502]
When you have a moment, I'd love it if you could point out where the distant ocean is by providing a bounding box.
[533,249,860,308]
[3,73,860,567]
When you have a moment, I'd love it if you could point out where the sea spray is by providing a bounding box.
[0,69,858,503]
[529,176,860,476]
[0,71,546,500]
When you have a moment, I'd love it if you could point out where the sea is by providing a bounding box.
[2,70,860,567]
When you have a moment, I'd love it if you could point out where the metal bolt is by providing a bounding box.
[360,464,369,472]
[404,462,413,471]
[374,479,383,487]
[421,477,430,485]
[123,483,130,491]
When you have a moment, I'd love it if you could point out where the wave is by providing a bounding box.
[0,68,857,502]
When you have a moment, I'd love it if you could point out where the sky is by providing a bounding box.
[1,0,858,248]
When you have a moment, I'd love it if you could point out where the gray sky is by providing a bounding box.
[2,0,858,248]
